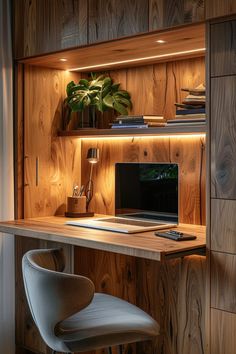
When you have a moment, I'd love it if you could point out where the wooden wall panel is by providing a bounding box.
[210,309,236,354]
[13,0,88,58]
[108,57,205,120]
[211,251,236,313]
[24,66,81,218]
[81,136,206,225]
[206,0,236,19]
[74,247,206,354]
[88,0,149,43]
[149,0,205,30]
[13,0,206,59]
[210,21,236,77]
[211,199,236,253]
[15,236,73,354]
[211,76,236,199]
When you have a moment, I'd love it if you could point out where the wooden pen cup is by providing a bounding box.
[66,196,86,214]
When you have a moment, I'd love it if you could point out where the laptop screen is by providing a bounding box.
[115,163,178,223]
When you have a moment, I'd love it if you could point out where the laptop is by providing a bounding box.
[66,163,179,233]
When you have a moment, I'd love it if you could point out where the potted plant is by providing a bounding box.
[64,73,132,129]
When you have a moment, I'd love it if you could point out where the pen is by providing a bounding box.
[79,185,85,196]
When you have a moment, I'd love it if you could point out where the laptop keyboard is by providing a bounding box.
[97,218,163,227]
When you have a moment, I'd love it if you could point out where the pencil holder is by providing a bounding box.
[67,196,86,214]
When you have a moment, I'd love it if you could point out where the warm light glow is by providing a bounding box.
[80,133,206,141]
[60,58,67,62]
[156,39,166,43]
[69,48,206,71]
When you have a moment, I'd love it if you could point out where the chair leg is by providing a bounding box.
[107,347,113,354]
[117,345,123,354]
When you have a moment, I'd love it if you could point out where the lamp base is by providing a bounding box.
[65,211,94,218]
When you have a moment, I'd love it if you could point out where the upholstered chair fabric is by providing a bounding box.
[22,248,159,353]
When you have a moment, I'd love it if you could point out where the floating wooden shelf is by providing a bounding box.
[58,124,206,138]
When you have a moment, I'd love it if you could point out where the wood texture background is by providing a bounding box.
[206,0,236,19]
[211,251,236,313]
[211,199,236,253]
[88,0,149,43]
[13,0,205,59]
[211,75,236,199]
[23,66,82,218]
[209,15,236,354]
[210,21,236,77]
[13,0,88,58]
[74,247,206,354]
[210,309,236,354]
[81,135,206,225]
[149,0,204,30]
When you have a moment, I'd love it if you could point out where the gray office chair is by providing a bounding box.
[22,248,159,354]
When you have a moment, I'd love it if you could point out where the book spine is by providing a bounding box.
[176,109,206,115]
[111,124,148,129]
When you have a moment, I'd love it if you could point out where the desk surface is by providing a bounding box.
[0,216,206,261]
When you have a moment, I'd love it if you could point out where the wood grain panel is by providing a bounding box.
[210,309,236,354]
[81,136,206,225]
[206,0,236,19]
[13,0,88,58]
[74,247,137,354]
[210,21,236,77]
[211,199,236,253]
[15,235,73,354]
[88,0,149,44]
[100,56,205,121]
[24,66,81,217]
[211,251,236,313]
[15,64,25,219]
[74,248,206,354]
[211,76,236,199]
[149,0,205,30]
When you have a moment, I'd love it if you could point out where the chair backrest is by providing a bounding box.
[22,248,95,352]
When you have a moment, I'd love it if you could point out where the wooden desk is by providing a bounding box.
[0,216,206,261]
[1,216,206,354]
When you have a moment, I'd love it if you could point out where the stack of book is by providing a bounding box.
[111,115,165,129]
[167,84,206,126]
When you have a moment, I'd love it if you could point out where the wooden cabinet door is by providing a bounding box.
[14,0,88,58]
[211,76,236,199]
[211,309,236,354]
[206,0,236,19]
[211,199,236,253]
[24,65,81,218]
[211,251,236,313]
[211,21,236,77]
[88,0,149,43]
[149,0,205,30]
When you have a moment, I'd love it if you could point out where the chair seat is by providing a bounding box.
[56,293,159,352]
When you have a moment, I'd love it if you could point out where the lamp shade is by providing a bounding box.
[86,148,99,164]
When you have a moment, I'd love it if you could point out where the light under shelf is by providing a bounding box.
[19,22,205,72]
[58,124,206,139]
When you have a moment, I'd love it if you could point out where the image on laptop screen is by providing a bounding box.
[115,163,178,224]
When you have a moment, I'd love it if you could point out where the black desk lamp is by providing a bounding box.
[85,147,99,210]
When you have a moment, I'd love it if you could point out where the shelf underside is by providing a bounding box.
[19,22,205,72]
[58,124,206,138]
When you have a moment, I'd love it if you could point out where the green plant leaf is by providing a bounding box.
[103,94,114,108]
[113,101,128,115]
[79,79,89,87]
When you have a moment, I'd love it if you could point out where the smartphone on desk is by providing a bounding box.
[155,230,197,241]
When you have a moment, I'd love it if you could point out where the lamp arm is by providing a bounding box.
[86,164,94,209]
